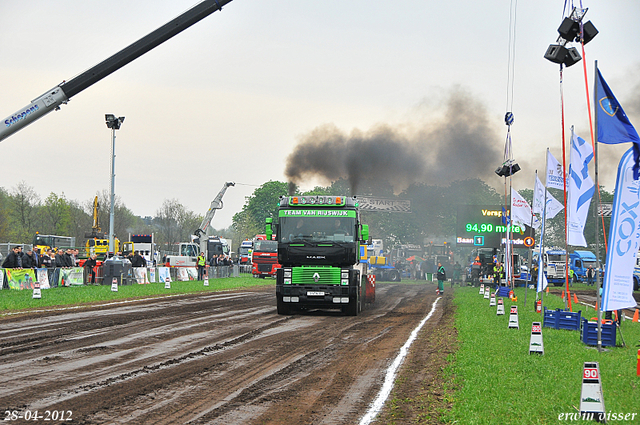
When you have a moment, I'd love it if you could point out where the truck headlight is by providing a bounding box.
[284,269,292,278]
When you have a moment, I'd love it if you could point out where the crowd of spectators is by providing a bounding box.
[1,246,83,269]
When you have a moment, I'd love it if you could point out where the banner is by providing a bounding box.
[0,269,4,289]
[601,147,640,311]
[358,197,411,212]
[158,267,171,283]
[546,149,565,190]
[134,268,149,284]
[511,188,540,229]
[4,268,37,290]
[567,133,595,247]
[59,267,84,286]
[177,268,189,281]
[36,268,51,289]
[186,267,198,280]
[149,267,156,283]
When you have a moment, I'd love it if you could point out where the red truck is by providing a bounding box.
[251,235,280,278]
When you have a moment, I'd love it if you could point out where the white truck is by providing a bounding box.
[532,248,567,286]
[166,182,234,267]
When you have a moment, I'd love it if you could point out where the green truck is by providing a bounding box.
[266,195,374,315]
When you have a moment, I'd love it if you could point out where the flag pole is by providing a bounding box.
[541,153,550,318]
[525,171,537,308]
[594,60,603,352]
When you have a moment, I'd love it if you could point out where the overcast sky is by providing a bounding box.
[1,0,639,229]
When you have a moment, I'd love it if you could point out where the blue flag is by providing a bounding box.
[596,68,640,178]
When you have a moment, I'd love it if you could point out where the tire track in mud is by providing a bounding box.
[0,283,447,425]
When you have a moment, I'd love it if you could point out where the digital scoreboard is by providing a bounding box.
[456,204,534,248]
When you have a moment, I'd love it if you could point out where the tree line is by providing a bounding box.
[1,179,613,259]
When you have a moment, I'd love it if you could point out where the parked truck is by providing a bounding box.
[532,248,567,286]
[569,250,597,283]
[238,239,254,265]
[366,239,401,282]
[266,195,373,315]
[251,235,280,278]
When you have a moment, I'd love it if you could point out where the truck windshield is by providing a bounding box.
[254,240,277,252]
[547,254,566,262]
[280,216,356,243]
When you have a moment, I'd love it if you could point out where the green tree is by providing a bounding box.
[9,181,41,242]
[41,193,72,236]
[232,181,288,241]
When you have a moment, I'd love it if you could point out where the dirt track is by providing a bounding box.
[0,282,450,425]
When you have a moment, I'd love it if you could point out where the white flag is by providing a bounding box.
[534,174,565,220]
[533,175,546,214]
[511,188,540,229]
[536,255,548,292]
[602,147,640,311]
[546,149,565,190]
[567,133,595,247]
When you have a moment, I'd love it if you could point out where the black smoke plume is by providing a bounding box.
[285,88,504,195]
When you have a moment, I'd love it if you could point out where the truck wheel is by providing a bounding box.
[277,298,291,315]
[389,270,400,282]
[344,296,359,316]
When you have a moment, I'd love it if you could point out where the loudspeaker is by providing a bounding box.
[558,17,580,41]
[564,47,582,67]
[579,21,599,45]
[544,45,567,64]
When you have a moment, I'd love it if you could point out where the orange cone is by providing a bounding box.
[633,309,639,323]
[561,290,565,299]
[546,286,549,294]
[573,293,578,304]
[614,310,618,322]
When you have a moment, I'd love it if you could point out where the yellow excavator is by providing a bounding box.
[84,196,132,259]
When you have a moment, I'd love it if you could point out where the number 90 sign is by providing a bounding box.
[583,368,599,380]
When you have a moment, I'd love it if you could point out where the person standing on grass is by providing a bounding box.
[436,262,446,295]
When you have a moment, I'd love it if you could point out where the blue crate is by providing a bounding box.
[558,309,581,331]
[543,308,582,331]
[497,286,511,297]
[543,307,559,329]
[581,318,616,347]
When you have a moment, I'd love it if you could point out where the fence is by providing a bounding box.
[1,264,254,290]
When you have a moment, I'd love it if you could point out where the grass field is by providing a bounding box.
[0,277,273,312]
[444,286,640,424]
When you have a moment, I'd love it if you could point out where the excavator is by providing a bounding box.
[84,196,133,260]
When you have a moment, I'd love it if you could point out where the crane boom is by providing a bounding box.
[195,182,236,238]
[0,0,234,143]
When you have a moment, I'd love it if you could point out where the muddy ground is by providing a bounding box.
[0,282,456,425]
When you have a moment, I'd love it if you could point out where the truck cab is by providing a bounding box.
[569,250,597,283]
[268,195,371,316]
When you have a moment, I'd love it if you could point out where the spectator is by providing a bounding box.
[586,266,595,286]
[22,248,38,268]
[131,251,143,267]
[55,248,67,268]
[15,246,24,268]
[84,254,98,284]
[436,262,446,295]
[2,246,22,268]
[197,252,206,280]
[39,249,53,268]
[64,249,75,267]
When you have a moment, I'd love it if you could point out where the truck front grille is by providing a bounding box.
[292,266,341,285]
